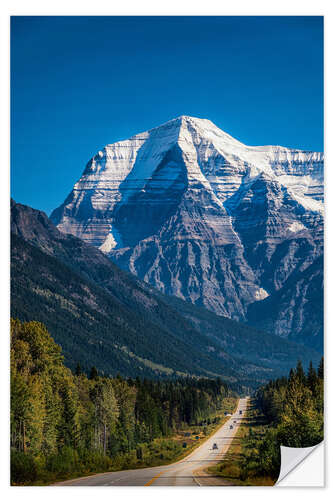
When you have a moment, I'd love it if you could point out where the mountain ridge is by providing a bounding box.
[50,116,323,347]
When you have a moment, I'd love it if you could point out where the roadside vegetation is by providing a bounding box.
[10,319,237,485]
[208,359,324,485]
[208,400,276,485]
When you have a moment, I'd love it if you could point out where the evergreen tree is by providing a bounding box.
[75,362,82,376]
[307,361,318,393]
[89,366,98,380]
[296,360,306,385]
[318,357,324,379]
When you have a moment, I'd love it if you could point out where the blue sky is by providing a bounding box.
[11,16,323,215]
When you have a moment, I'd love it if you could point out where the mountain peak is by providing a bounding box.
[123,115,244,158]
[176,115,216,129]
[129,115,216,141]
[150,115,213,128]
[50,114,323,344]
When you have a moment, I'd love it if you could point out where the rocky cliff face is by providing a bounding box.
[247,256,323,352]
[51,116,323,345]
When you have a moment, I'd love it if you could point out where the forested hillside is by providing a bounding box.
[11,200,321,386]
[10,319,234,485]
[12,233,237,381]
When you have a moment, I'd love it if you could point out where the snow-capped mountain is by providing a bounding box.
[51,116,323,345]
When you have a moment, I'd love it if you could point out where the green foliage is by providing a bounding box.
[136,446,143,460]
[244,427,281,479]
[11,451,37,485]
[46,446,80,475]
[240,359,324,481]
[75,363,82,376]
[256,358,324,448]
[10,318,231,485]
[89,366,98,380]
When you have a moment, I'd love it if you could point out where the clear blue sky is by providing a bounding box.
[11,16,323,215]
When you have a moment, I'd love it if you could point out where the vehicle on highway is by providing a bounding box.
[212,443,218,450]
[229,425,233,429]
[233,420,237,423]
[239,410,242,414]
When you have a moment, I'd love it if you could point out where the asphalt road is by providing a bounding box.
[56,397,248,486]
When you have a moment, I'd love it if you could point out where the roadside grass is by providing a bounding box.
[207,399,276,486]
[30,397,238,485]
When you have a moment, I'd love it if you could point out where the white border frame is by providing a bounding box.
[1,2,331,498]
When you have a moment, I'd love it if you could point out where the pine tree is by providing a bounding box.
[307,361,318,393]
[90,366,98,380]
[75,362,82,377]
[296,360,306,385]
[318,357,324,379]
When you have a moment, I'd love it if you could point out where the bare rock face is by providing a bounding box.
[247,256,323,352]
[51,116,323,342]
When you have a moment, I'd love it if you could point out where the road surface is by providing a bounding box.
[56,397,248,486]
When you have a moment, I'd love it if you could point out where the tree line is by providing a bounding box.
[10,319,231,484]
[242,359,324,480]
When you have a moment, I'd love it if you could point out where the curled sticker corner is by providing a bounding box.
[276,441,324,486]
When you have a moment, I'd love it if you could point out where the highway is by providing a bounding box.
[56,397,248,486]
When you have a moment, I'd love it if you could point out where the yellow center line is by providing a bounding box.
[144,470,165,486]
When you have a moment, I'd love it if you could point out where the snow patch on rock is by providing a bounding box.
[254,288,269,301]
[99,228,123,252]
[288,221,306,234]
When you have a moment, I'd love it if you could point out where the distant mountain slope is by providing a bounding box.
[11,200,320,385]
[247,256,323,352]
[50,116,323,351]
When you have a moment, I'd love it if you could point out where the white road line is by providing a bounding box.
[105,474,133,485]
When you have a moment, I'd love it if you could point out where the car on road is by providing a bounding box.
[233,420,237,423]
[212,443,218,450]
[229,425,233,429]
[239,410,242,414]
